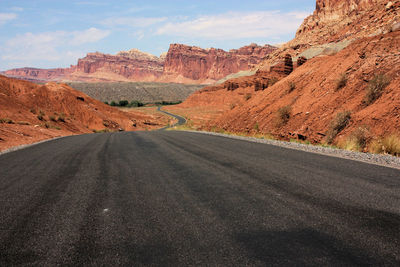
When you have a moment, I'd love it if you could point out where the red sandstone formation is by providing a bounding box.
[3,44,276,84]
[161,43,277,84]
[292,0,400,46]
[171,0,400,147]
[3,67,74,83]
[70,51,164,82]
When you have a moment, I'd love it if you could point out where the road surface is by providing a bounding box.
[157,106,186,128]
[0,130,399,265]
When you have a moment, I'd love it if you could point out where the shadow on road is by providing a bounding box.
[235,228,385,265]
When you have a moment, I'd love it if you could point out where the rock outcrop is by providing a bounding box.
[161,43,276,84]
[3,67,74,83]
[72,51,164,82]
[292,0,400,46]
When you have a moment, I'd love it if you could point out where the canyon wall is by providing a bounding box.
[292,0,399,46]
[3,44,276,84]
[161,43,276,84]
[174,0,400,147]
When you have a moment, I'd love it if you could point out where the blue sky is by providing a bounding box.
[0,0,315,70]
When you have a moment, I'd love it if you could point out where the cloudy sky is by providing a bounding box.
[0,0,315,70]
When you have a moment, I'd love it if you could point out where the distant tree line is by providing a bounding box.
[154,101,182,106]
[104,100,182,107]
[104,100,144,107]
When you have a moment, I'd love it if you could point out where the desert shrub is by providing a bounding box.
[57,113,66,122]
[44,122,50,128]
[244,93,252,101]
[276,105,292,126]
[335,73,347,91]
[119,100,129,107]
[369,135,400,156]
[129,100,144,107]
[37,110,45,121]
[254,122,259,132]
[326,111,351,144]
[49,115,57,122]
[287,82,296,93]
[104,101,109,105]
[364,74,390,105]
[0,118,14,124]
[30,109,36,114]
[229,103,236,110]
[16,121,30,125]
[110,101,117,106]
[93,129,112,133]
[155,101,181,106]
[269,77,279,86]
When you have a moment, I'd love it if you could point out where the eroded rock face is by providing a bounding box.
[292,0,400,46]
[3,44,276,84]
[297,56,308,67]
[270,54,294,76]
[161,43,277,83]
[3,67,74,83]
[74,52,164,81]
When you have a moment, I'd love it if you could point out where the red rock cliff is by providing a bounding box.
[161,43,277,83]
[72,50,164,82]
[3,67,74,83]
[292,0,399,46]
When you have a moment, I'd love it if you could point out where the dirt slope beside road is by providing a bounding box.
[0,75,164,151]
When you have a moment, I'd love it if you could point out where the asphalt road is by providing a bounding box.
[157,106,186,128]
[0,130,399,266]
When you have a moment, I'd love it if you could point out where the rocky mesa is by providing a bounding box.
[3,44,276,84]
[160,43,276,84]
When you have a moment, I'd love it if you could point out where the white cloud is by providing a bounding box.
[101,16,167,28]
[132,30,145,40]
[0,13,17,26]
[156,11,309,40]
[1,28,109,64]
[70,27,110,45]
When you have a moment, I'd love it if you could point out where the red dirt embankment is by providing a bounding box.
[0,75,164,151]
[175,31,400,145]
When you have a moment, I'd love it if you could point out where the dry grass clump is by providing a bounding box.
[287,82,296,93]
[335,73,347,91]
[253,122,259,132]
[326,111,351,144]
[37,110,45,121]
[339,127,369,151]
[57,113,66,122]
[369,135,400,156]
[16,121,30,125]
[0,118,14,124]
[275,105,292,126]
[364,74,390,105]
[269,77,279,87]
[244,93,252,101]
